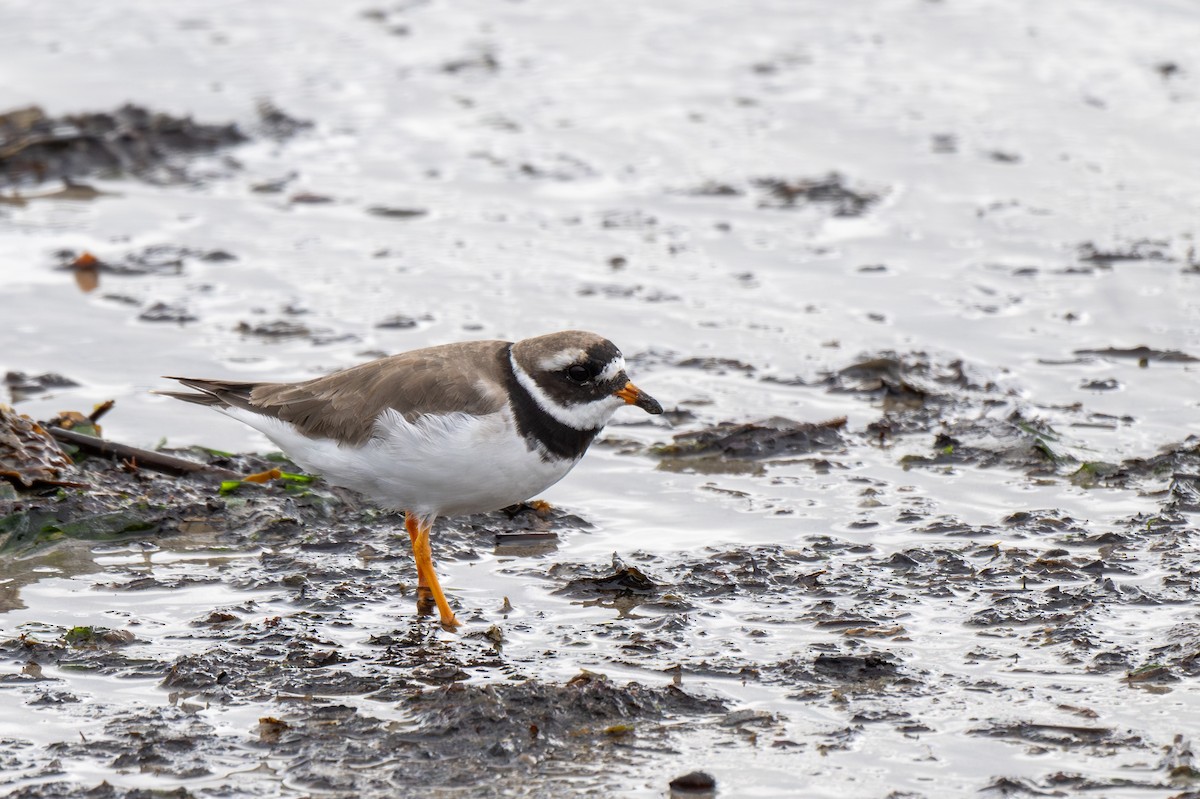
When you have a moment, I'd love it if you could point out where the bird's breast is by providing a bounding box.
[356,408,582,516]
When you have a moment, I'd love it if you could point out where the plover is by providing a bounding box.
[161,330,663,628]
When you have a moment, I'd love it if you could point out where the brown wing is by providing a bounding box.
[163,339,512,446]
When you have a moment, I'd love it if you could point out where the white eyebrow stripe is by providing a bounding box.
[537,349,587,372]
[598,356,626,383]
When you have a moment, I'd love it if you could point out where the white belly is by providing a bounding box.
[224,406,579,518]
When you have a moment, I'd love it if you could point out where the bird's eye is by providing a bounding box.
[566,364,592,382]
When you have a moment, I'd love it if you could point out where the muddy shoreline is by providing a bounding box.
[3,0,1200,795]
[4,337,1200,795]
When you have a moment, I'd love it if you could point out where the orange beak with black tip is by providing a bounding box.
[614,381,663,414]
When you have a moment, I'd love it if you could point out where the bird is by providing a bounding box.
[159,330,663,628]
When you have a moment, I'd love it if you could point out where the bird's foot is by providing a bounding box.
[413,585,436,617]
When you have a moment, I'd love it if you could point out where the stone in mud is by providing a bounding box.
[669,770,717,795]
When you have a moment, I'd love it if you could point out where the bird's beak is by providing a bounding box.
[614,381,663,414]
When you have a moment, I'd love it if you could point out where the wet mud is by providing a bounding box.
[4,336,1200,795]
[4,292,1199,795]
[0,105,245,191]
[2,0,1200,796]
[1,431,736,795]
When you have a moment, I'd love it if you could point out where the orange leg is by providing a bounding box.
[404,514,460,629]
[404,514,435,617]
[404,514,431,590]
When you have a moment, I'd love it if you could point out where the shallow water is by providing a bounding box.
[3,0,1200,796]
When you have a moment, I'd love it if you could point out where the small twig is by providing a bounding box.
[47,427,239,480]
[88,399,115,424]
